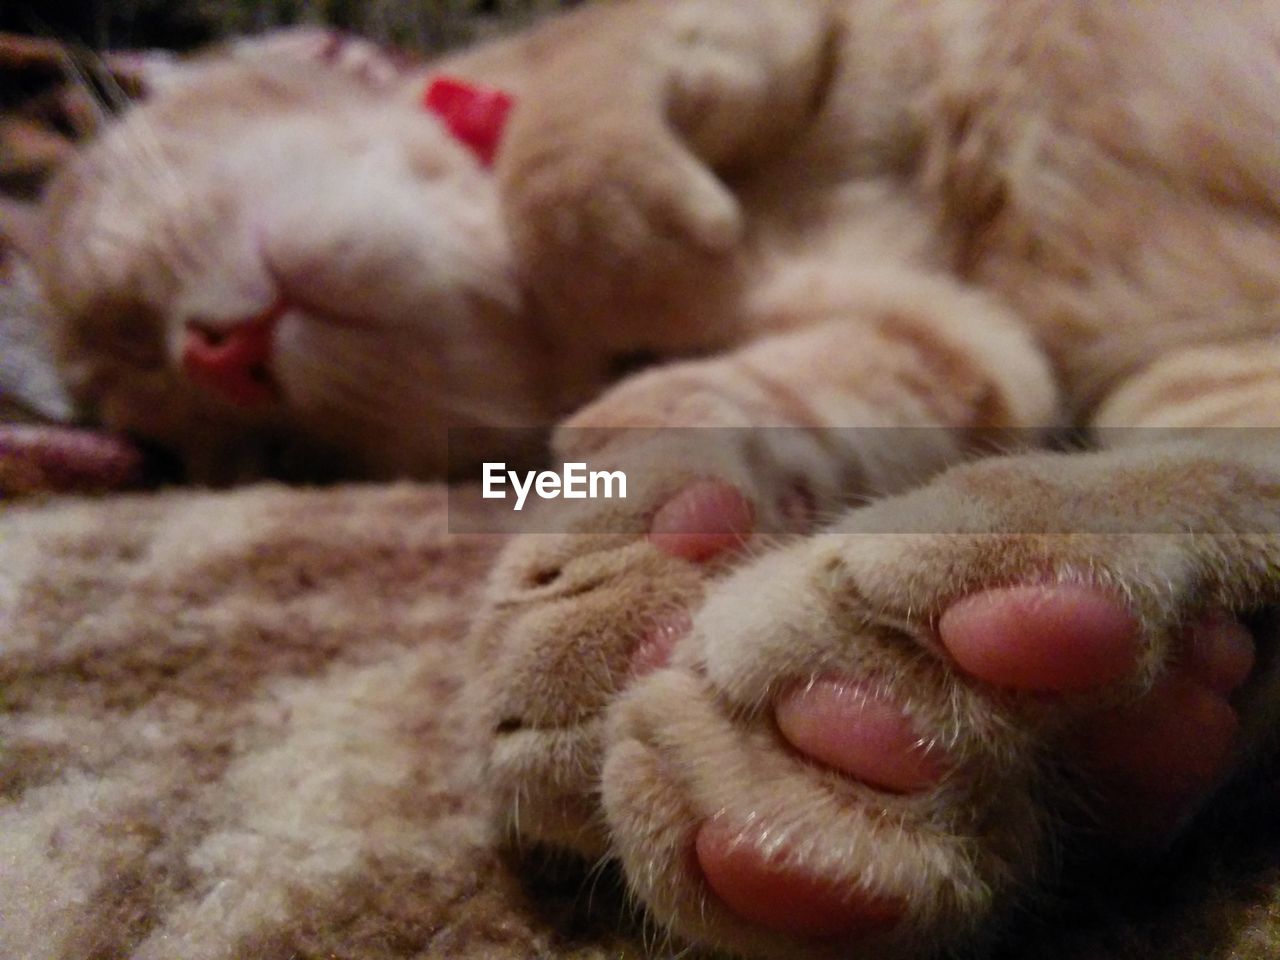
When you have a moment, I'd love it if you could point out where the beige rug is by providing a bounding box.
[0,484,645,960]
[3,482,1280,959]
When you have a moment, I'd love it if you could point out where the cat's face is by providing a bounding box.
[24,55,541,483]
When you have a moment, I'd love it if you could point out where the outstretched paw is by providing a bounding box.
[498,94,744,349]
[595,446,1280,959]
[477,463,777,854]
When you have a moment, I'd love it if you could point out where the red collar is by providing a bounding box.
[422,76,515,168]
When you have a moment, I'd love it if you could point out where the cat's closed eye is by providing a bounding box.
[71,301,168,370]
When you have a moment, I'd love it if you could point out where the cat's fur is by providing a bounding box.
[8,2,1280,958]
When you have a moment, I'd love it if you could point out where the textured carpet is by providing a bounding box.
[0,484,646,960]
[3,482,1280,960]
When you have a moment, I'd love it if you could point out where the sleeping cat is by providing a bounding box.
[7,2,1280,959]
[0,30,563,483]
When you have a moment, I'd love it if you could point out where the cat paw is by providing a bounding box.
[476,478,746,852]
[616,589,1253,954]
[498,111,743,339]
[476,418,828,853]
[591,446,1280,958]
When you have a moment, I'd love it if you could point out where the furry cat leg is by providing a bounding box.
[588,348,1280,959]
[599,436,1280,959]
[477,268,1056,854]
[496,0,844,348]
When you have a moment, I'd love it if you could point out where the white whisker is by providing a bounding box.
[52,43,112,135]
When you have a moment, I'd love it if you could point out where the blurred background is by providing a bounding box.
[0,0,583,427]
[1,0,581,53]
[0,0,583,197]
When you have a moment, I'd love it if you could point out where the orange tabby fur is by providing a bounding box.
[8,2,1280,958]
[477,2,1280,958]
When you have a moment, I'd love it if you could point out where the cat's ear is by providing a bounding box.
[104,49,184,101]
[0,198,44,263]
[227,28,411,91]
[127,29,413,102]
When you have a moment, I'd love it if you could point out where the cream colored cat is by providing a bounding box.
[2,30,560,482]
[475,1,1280,958]
[7,2,1280,958]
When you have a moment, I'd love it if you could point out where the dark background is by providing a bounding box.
[1,0,581,53]
[0,0,584,194]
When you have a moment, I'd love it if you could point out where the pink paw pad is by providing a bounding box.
[940,585,1254,844]
[1077,610,1253,841]
[776,679,950,794]
[939,583,1142,693]
[694,817,904,938]
[648,479,754,563]
[1185,612,1255,696]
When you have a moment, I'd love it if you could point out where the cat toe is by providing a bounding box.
[939,583,1142,692]
[1184,612,1256,696]
[938,585,1254,844]
[648,478,756,562]
[694,817,906,939]
[1077,673,1240,841]
[775,679,950,793]
[1072,610,1254,843]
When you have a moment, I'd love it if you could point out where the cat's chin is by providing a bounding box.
[488,720,612,858]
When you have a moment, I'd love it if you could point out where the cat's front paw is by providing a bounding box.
[596,446,1280,959]
[475,423,824,854]
[497,113,743,340]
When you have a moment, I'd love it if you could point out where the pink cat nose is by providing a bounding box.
[181,302,286,408]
